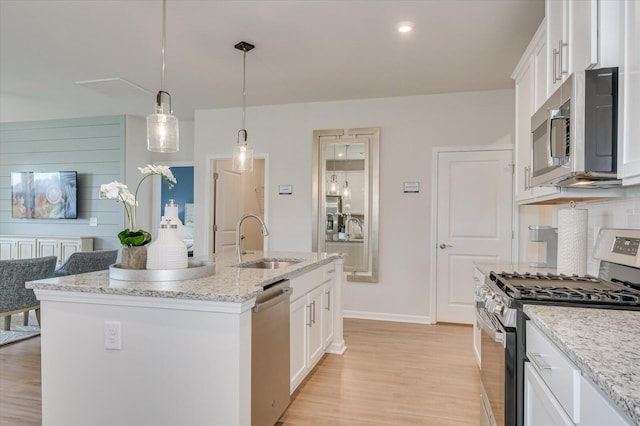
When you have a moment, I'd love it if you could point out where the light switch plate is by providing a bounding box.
[104,321,121,350]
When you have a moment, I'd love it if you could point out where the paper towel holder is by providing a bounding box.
[529,225,558,268]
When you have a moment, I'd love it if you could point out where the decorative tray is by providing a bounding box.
[109,260,215,282]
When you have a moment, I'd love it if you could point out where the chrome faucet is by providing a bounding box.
[235,214,269,263]
[346,217,362,240]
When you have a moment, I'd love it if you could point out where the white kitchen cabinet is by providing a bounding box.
[0,235,93,264]
[0,236,37,260]
[526,320,634,426]
[289,295,309,391]
[307,285,325,368]
[622,0,640,185]
[37,238,58,259]
[289,261,343,393]
[323,267,335,348]
[524,363,574,426]
[580,375,632,426]
[472,267,484,368]
[513,22,561,203]
[546,0,598,97]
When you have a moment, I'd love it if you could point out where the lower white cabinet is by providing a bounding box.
[524,363,574,426]
[0,235,93,265]
[526,320,633,425]
[323,273,335,348]
[289,262,340,393]
[580,375,631,426]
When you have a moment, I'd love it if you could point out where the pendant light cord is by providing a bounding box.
[161,0,166,92]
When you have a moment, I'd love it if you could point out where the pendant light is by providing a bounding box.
[147,0,179,153]
[328,144,340,195]
[232,41,255,173]
[342,145,351,200]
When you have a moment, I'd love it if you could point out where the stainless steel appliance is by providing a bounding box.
[325,195,342,239]
[476,228,640,426]
[530,67,619,188]
[252,280,292,426]
[528,225,558,268]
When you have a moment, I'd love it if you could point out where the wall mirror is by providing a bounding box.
[312,127,379,282]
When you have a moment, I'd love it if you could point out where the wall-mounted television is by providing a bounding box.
[11,171,78,219]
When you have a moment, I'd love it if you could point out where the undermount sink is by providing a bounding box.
[235,258,303,269]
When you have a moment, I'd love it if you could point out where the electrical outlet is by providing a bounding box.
[89,217,98,226]
[104,321,121,350]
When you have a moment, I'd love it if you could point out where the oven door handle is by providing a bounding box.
[476,308,505,346]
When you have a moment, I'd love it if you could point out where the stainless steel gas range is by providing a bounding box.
[475,228,640,426]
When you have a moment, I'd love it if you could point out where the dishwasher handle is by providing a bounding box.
[253,287,292,313]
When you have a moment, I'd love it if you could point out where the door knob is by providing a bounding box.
[439,243,452,249]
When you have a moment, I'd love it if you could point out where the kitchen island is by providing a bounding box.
[524,305,640,425]
[26,251,345,426]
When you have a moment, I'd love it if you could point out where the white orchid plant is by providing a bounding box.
[100,165,177,247]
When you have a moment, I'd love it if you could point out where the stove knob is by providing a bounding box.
[493,301,505,315]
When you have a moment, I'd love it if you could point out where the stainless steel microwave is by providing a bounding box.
[530,67,619,188]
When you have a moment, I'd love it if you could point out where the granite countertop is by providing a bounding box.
[524,305,640,425]
[26,251,341,304]
[473,260,557,277]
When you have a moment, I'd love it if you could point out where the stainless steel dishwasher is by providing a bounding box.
[252,279,292,426]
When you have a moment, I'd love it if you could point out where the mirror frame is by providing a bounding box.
[312,127,380,282]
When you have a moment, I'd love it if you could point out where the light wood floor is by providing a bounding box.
[0,319,480,425]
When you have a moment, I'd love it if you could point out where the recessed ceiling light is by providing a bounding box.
[397,21,413,33]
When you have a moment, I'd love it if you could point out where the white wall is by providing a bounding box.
[194,89,515,322]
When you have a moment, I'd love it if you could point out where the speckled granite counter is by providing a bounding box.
[26,251,340,303]
[524,305,640,425]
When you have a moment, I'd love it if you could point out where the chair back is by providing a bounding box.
[0,256,57,313]
[53,250,118,277]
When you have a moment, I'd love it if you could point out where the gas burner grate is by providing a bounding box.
[497,271,600,283]
[512,284,640,304]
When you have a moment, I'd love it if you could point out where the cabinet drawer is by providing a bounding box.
[323,263,336,282]
[289,266,324,302]
[526,321,581,422]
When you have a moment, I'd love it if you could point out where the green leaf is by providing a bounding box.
[118,229,152,247]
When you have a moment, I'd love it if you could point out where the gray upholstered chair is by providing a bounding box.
[53,250,118,277]
[1,256,57,330]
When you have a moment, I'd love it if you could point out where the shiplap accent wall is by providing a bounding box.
[0,115,126,250]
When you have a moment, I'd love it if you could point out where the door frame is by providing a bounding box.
[151,160,194,235]
[429,144,514,323]
[204,154,269,255]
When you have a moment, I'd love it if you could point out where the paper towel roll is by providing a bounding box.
[557,207,588,276]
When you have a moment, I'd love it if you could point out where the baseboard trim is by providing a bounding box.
[344,310,434,324]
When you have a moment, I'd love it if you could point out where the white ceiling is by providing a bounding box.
[0,0,544,122]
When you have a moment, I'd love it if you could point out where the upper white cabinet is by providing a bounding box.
[513,22,561,203]
[546,0,598,97]
[622,0,640,185]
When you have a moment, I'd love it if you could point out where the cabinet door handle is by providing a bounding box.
[307,304,312,327]
[529,352,553,371]
[558,39,567,78]
[325,290,331,311]
[312,301,316,324]
[552,47,559,83]
[524,166,530,190]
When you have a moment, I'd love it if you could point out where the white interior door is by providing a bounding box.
[213,160,242,257]
[436,149,513,324]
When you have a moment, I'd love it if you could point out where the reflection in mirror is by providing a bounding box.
[312,128,379,282]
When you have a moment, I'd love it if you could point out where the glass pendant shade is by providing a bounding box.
[233,143,254,172]
[342,178,351,199]
[147,99,179,152]
[328,174,340,195]
[147,0,178,153]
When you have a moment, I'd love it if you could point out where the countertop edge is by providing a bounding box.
[26,252,343,303]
